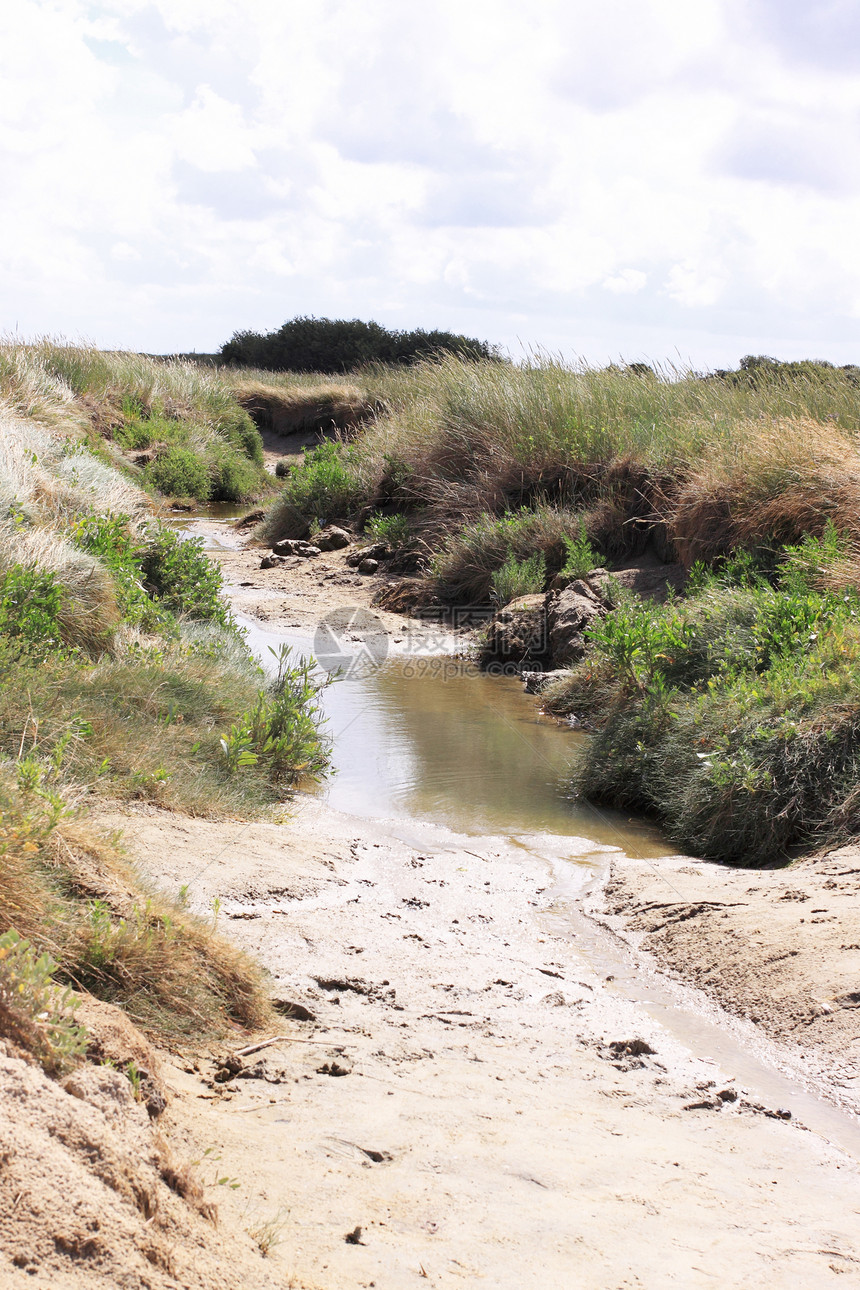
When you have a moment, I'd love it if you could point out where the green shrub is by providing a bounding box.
[0,929,87,1074]
[209,448,261,502]
[71,514,165,631]
[491,551,546,605]
[145,446,211,501]
[565,529,860,864]
[139,528,233,629]
[220,315,501,370]
[0,566,65,657]
[261,442,367,539]
[366,512,411,548]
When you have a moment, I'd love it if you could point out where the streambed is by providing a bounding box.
[176,511,860,1157]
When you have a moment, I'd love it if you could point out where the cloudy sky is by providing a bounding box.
[2,0,860,366]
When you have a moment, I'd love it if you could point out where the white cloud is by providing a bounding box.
[0,0,859,365]
[604,270,648,295]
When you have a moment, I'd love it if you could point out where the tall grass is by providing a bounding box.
[259,354,860,597]
[0,339,269,504]
[0,351,333,1046]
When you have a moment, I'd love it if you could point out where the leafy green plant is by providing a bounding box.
[366,512,411,548]
[560,524,599,580]
[0,566,65,657]
[138,528,233,629]
[145,447,211,501]
[491,551,546,605]
[219,647,330,785]
[0,929,87,1074]
[262,441,367,538]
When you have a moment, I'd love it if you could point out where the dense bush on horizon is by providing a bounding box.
[219,315,502,371]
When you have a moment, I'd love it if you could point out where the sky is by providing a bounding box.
[2,0,860,368]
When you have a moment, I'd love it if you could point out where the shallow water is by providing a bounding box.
[237,615,666,857]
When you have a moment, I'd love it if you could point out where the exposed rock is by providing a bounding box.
[588,556,687,604]
[546,581,604,666]
[480,594,549,668]
[271,539,321,558]
[260,554,287,569]
[358,558,379,575]
[315,526,351,551]
[347,542,390,566]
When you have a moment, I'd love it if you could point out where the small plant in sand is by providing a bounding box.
[0,929,87,1075]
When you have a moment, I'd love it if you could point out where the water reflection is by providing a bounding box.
[237,615,666,857]
[318,658,667,857]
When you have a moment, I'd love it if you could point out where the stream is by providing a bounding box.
[184,513,860,1158]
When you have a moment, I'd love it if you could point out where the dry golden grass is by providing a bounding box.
[0,773,273,1044]
[230,377,376,436]
[670,418,860,565]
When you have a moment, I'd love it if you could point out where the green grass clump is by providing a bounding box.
[491,551,547,606]
[261,441,368,540]
[366,512,411,548]
[432,507,581,602]
[557,527,860,865]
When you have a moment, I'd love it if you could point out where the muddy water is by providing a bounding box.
[237,615,664,856]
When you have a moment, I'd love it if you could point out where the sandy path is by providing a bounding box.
[600,848,860,1114]
[105,520,860,1288]
[102,798,860,1289]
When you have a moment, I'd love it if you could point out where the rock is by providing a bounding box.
[74,997,168,1119]
[546,581,604,666]
[260,554,286,569]
[588,556,687,604]
[480,594,549,668]
[271,539,321,558]
[522,668,569,694]
[317,1060,352,1077]
[358,558,379,575]
[347,542,389,567]
[315,526,351,551]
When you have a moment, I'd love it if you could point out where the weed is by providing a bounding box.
[491,551,546,605]
[560,525,599,580]
[366,512,411,548]
[0,929,87,1074]
[246,1207,289,1258]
